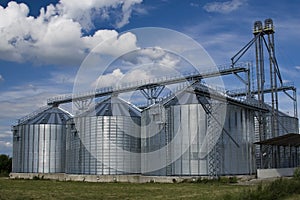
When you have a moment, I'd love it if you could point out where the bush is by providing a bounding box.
[224,178,300,200]
[33,175,45,180]
[293,167,300,179]
[0,154,12,176]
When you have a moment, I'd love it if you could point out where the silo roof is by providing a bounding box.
[82,96,141,117]
[144,83,210,109]
[144,82,269,112]
[18,106,72,125]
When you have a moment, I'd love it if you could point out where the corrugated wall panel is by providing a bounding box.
[142,103,256,176]
[66,116,141,175]
[12,124,66,173]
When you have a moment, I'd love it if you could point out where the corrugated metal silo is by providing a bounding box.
[141,84,256,176]
[12,106,71,173]
[66,96,141,175]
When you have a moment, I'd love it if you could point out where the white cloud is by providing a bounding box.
[0,1,142,66]
[92,57,186,92]
[58,0,142,30]
[116,0,143,28]
[93,67,156,89]
[77,48,183,91]
[0,88,65,119]
[0,141,12,148]
[203,0,246,14]
[83,30,138,57]
[0,140,12,155]
[49,72,75,85]
[0,130,11,139]
[159,53,180,68]
[120,68,154,83]
[0,116,13,154]
[139,47,167,61]
[0,74,4,82]
[114,0,143,28]
[93,68,125,88]
[0,129,12,155]
[122,47,182,68]
[3,141,12,147]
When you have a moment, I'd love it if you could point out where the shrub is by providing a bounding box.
[293,167,300,179]
[0,154,12,177]
[33,176,40,180]
[33,175,45,180]
[224,178,300,200]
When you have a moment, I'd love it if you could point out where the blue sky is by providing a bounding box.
[0,0,299,155]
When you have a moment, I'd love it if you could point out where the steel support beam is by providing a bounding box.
[47,65,248,106]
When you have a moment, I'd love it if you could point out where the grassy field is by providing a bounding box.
[1,177,300,200]
[0,178,250,200]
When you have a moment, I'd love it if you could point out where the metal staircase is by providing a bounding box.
[206,102,223,177]
[254,115,262,169]
[164,107,172,176]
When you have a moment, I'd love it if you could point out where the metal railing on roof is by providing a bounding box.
[227,82,295,97]
[47,62,249,106]
[13,105,52,126]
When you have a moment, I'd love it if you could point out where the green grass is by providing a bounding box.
[0,178,249,200]
[224,178,300,200]
[3,177,300,200]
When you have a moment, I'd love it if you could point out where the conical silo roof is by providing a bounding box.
[82,96,141,117]
[154,83,209,108]
[18,106,72,125]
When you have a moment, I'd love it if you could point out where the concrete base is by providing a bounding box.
[257,168,296,179]
[9,173,194,183]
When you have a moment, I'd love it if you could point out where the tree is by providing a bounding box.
[0,154,12,176]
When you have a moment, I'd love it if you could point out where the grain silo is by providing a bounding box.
[12,106,71,173]
[66,96,141,175]
[10,19,300,181]
[141,83,257,176]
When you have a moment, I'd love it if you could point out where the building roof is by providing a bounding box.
[144,82,269,112]
[81,96,141,117]
[254,133,300,147]
[18,106,72,125]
